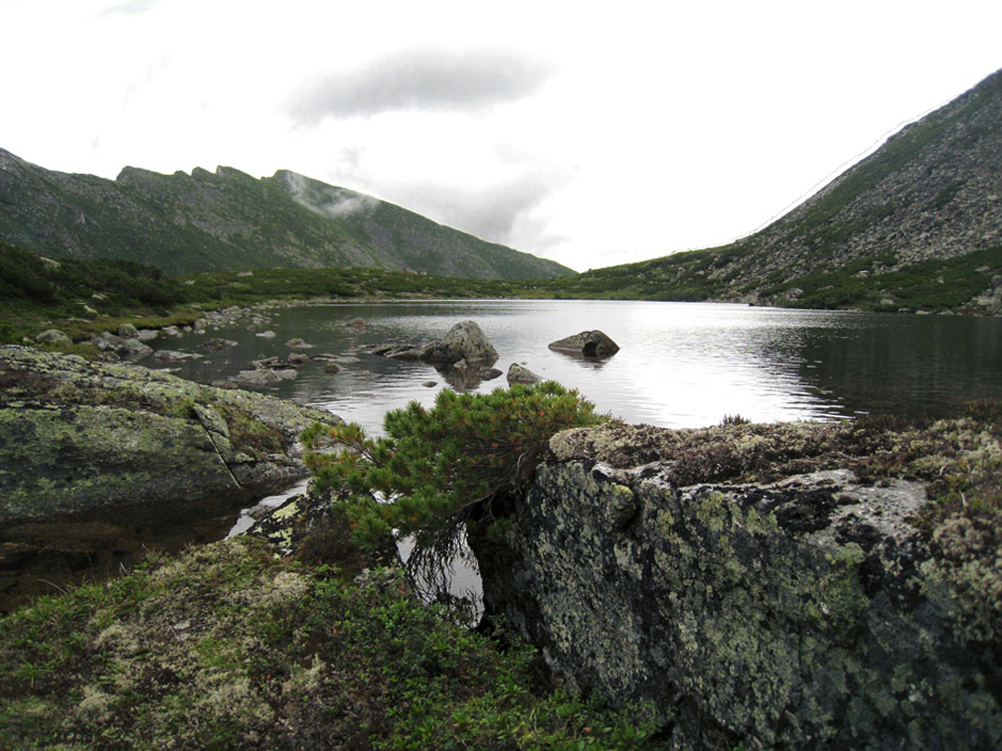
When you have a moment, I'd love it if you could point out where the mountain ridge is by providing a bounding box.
[553,67,1002,314]
[0,150,571,280]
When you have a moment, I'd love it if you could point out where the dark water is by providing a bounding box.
[4,301,1000,611]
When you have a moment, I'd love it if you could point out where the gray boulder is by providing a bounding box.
[548,330,619,359]
[152,349,202,364]
[422,320,499,365]
[117,323,140,339]
[232,369,283,387]
[369,321,499,367]
[121,338,153,359]
[470,421,1002,748]
[507,363,542,386]
[35,329,72,348]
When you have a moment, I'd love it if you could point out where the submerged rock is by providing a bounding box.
[0,345,341,523]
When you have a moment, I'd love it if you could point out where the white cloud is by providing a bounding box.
[288,48,554,122]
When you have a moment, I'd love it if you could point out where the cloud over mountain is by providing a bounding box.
[288,47,554,122]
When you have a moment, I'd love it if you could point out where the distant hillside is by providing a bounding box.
[0,152,571,280]
[550,68,1002,314]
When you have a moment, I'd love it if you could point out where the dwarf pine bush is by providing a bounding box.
[302,381,604,584]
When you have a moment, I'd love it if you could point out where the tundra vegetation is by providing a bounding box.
[2,380,1001,746]
[0,383,657,749]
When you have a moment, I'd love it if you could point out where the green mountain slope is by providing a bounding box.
[547,67,1002,314]
[0,153,571,280]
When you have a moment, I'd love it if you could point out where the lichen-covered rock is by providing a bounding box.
[470,421,1002,749]
[0,345,341,522]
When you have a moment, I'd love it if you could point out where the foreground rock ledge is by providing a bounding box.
[0,345,341,521]
[470,420,1002,749]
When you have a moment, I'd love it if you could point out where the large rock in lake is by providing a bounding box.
[547,330,619,358]
[469,420,1002,748]
[367,320,499,368]
[0,346,341,521]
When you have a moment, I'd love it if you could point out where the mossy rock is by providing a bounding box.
[0,345,341,521]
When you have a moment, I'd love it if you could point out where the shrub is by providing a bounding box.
[302,382,604,589]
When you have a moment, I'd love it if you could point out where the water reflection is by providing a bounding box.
[158,300,1002,431]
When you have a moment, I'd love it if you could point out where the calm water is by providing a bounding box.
[161,300,1002,433]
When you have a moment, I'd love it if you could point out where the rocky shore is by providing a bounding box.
[0,345,341,610]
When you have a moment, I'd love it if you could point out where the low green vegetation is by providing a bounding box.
[759,245,1002,312]
[0,241,545,347]
[303,382,605,592]
[0,530,657,749]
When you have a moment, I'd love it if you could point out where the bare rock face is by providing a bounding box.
[548,330,619,359]
[470,421,1002,749]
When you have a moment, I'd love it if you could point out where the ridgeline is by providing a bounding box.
[0,153,571,280]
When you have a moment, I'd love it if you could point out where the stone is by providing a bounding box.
[35,329,72,347]
[117,323,140,339]
[285,338,314,349]
[232,369,282,387]
[506,363,542,386]
[121,339,153,359]
[469,422,1002,748]
[548,330,619,359]
[152,350,202,364]
[256,330,277,339]
[370,321,499,367]
[427,320,499,365]
[201,338,238,352]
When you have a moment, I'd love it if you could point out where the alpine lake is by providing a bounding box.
[4,300,1002,611]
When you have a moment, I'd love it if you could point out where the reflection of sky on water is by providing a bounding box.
[157,300,1002,434]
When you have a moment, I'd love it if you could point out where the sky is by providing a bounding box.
[2,1,1000,273]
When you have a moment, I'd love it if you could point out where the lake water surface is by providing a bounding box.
[162,300,1002,433]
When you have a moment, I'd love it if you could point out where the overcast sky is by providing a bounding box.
[2,1,1000,272]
